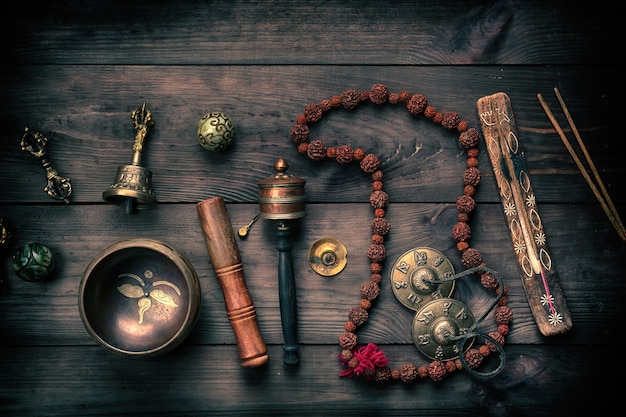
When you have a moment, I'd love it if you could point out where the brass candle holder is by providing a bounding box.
[103,103,157,214]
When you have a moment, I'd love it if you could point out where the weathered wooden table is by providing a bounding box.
[1,1,624,416]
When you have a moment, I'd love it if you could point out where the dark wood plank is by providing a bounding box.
[1,203,624,347]
[1,0,622,65]
[0,344,617,416]
[0,66,621,205]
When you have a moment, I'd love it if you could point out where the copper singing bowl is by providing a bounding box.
[79,239,201,356]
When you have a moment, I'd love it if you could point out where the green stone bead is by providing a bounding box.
[11,242,55,281]
[197,112,235,151]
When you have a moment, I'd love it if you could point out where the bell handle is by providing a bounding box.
[276,223,300,365]
[196,196,270,368]
[130,102,154,164]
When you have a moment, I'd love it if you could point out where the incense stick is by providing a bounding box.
[537,89,626,244]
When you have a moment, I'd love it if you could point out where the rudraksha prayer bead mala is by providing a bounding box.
[289,83,512,383]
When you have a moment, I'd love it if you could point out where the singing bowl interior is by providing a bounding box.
[79,239,201,356]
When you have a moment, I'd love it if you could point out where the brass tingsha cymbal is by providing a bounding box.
[389,247,455,311]
[308,238,348,277]
[412,298,476,361]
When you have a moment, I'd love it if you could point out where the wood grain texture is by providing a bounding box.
[1,0,624,416]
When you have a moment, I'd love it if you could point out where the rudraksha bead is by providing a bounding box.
[307,139,327,161]
[367,244,386,263]
[375,366,392,383]
[445,360,457,373]
[486,331,505,352]
[424,105,436,118]
[371,234,384,245]
[456,194,476,214]
[304,103,323,122]
[289,124,309,143]
[369,190,389,209]
[341,88,360,110]
[348,305,369,326]
[427,360,447,382]
[369,83,389,104]
[464,349,484,369]
[371,217,391,235]
[360,298,372,310]
[339,331,358,350]
[442,112,460,130]
[461,247,482,268]
[345,321,357,332]
[480,271,499,290]
[360,153,381,173]
[479,345,491,357]
[407,94,428,115]
[398,91,411,102]
[494,305,513,325]
[354,148,366,161]
[370,273,382,284]
[463,167,481,187]
[341,349,353,361]
[336,144,354,163]
[459,127,480,149]
[360,281,380,301]
[451,221,471,242]
[400,363,419,383]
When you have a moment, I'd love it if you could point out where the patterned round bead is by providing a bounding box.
[197,112,235,151]
[11,242,55,281]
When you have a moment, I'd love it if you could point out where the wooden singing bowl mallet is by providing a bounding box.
[196,196,269,368]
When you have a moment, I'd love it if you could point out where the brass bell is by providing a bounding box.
[103,103,157,214]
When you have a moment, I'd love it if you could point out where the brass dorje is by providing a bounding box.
[103,102,157,214]
[20,127,73,203]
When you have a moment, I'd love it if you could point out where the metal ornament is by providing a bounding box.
[11,242,55,281]
[389,247,455,311]
[412,298,475,361]
[257,158,306,365]
[20,127,72,203]
[103,103,157,214]
[308,237,348,277]
[197,112,235,151]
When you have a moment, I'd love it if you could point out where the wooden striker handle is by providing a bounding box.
[196,196,269,368]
